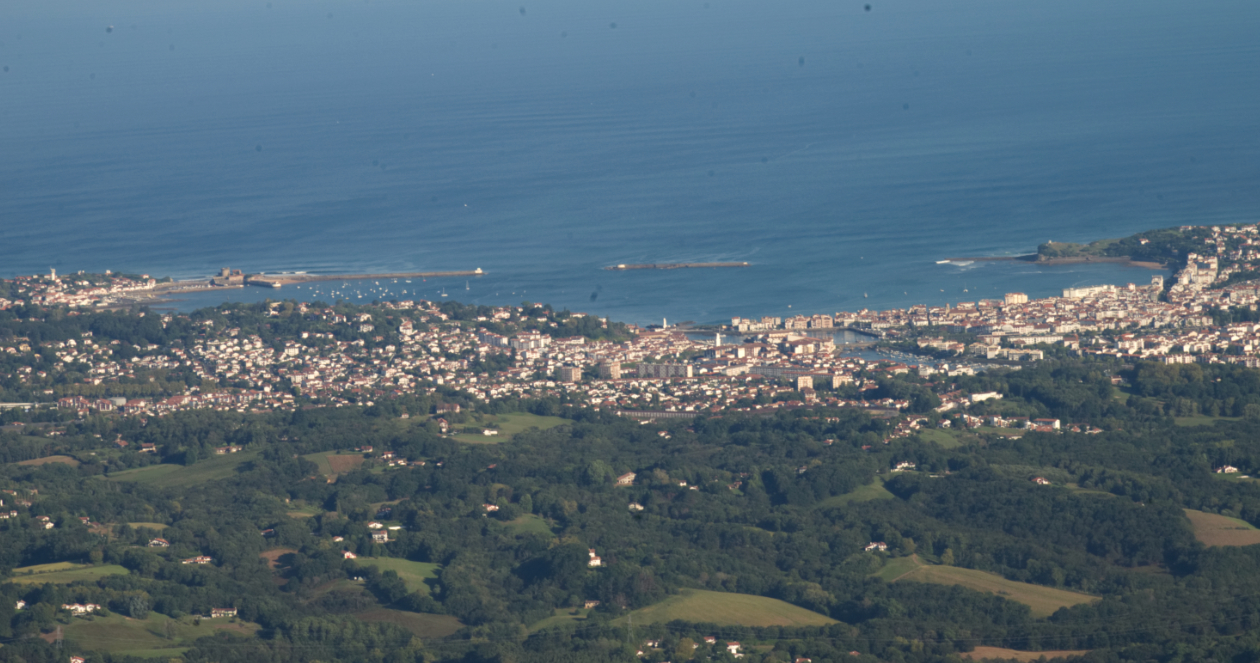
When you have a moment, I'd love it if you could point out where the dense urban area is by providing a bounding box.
[2,224,1260,423]
[6,225,1260,663]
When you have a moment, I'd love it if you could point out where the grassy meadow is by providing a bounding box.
[814,477,896,509]
[961,646,1091,661]
[449,412,570,444]
[1185,509,1260,546]
[58,612,257,657]
[104,449,261,488]
[889,556,1098,617]
[874,556,924,582]
[627,589,837,627]
[528,607,594,632]
[501,513,554,536]
[352,557,440,594]
[1174,415,1240,427]
[302,450,367,477]
[15,455,80,467]
[10,562,128,584]
[915,428,968,449]
[353,609,463,638]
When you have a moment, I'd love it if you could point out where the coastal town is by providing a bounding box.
[3,223,1260,431]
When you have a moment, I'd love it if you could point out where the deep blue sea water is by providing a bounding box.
[2,0,1257,324]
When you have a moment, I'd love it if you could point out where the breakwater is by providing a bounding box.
[605,262,750,271]
[246,270,484,287]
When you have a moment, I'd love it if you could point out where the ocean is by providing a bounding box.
[2,0,1258,324]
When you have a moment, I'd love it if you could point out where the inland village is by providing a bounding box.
[11,225,1260,663]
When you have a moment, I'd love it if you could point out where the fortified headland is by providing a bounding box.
[941,255,1165,269]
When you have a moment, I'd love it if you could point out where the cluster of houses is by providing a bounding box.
[636,637,745,658]
[2,298,873,417]
[955,414,1103,435]
[0,489,62,528]
[61,602,101,615]
[0,270,157,310]
[53,603,235,621]
[717,225,1260,369]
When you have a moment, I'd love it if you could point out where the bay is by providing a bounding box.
[1,0,1256,323]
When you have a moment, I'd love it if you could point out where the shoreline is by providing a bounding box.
[28,244,1175,322]
[943,255,1165,269]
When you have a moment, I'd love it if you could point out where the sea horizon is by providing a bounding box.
[2,0,1256,325]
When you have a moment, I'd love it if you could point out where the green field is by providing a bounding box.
[874,556,923,582]
[890,557,1098,617]
[10,563,128,584]
[1175,415,1240,427]
[104,449,261,488]
[814,477,896,509]
[301,450,370,477]
[352,557,440,594]
[303,451,337,475]
[627,589,837,627]
[15,454,80,467]
[59,611,257,657]
[528,607,593,632]
[962,646,1090,661]
[284,500,324,518]
[1185,509,1260,547]
[13,561,89,574]
[128,522,169,530]
[502,513,554,536]
[354,609,463,639]
[916,428,967,449]
[450,412,570,444]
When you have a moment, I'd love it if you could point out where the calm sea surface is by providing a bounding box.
[2,0,1257,324]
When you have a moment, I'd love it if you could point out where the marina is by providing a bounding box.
[245,269,484,288]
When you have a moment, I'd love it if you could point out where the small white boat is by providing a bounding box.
[935,260,951,264]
